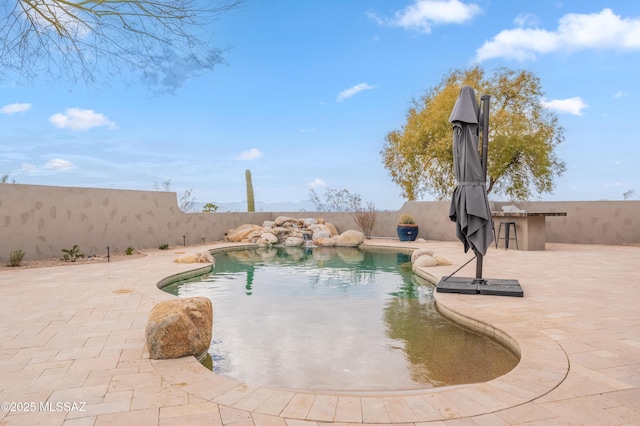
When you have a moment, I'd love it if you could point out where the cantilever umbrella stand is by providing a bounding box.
[436,89,523,297]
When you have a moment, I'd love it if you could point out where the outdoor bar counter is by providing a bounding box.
[491,211,567,251]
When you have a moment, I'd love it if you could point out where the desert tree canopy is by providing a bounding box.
[381,66,566,201]
[0,0,242,91]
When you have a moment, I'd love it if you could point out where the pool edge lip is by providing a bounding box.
[151,241,570,420]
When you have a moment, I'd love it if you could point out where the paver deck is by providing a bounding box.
[1,240,639,425]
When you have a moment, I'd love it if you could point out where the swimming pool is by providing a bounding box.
[161,246,518,391]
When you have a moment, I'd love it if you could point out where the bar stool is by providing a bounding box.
[496,221,519,250]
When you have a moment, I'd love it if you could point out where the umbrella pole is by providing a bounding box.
[475,250,484,281]
[475,94,491,283]
[480,95,490,178]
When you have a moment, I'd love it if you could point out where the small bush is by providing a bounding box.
[7,249,25,267]
[399,213,415,224]
[61,245,85,262]
[125,247,134,255]
[351,202,377,239]
[158,243,169,250]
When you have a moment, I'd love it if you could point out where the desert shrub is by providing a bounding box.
[61,245,85,262]
[350,202,377,239]
[158,243,169,250]
[399,213,415,224]
[125,247,134,255]
[7,249,25,267]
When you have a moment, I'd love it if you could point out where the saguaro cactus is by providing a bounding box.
[245,169,255,212]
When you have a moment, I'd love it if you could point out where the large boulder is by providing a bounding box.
[284,236,305,246]
[336,230,365,247]
[312,229,331,240]
[174,251,215,264]
[145,297,213,360]
[274,216,298,226]
[411,248,435,263]
[310,224,332,240]
[303,218,318,228]
[226,224,263,242]
[257,232,278,246]
[270,226,290,238]
[413,255,438,267]
[325,222,339,236]
[314,236,337,246]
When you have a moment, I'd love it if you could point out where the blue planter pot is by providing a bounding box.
[397,224,419,242]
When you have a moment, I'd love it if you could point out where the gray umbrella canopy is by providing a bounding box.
[448,86,494,256]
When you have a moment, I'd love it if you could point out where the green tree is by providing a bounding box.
[0,0,242,89]
[202,202,219,212]
[382,66,566,201]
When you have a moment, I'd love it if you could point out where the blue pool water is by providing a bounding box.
[162,246,518,391]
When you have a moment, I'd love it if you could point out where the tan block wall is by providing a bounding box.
[491,201,640,246]
[1,184,638,262]
[0,184,398,261]
[0,184,220,261]
[397,200,640,246]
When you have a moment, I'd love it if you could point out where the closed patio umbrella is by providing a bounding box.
[438,86,522,296]
[448,85,493,259]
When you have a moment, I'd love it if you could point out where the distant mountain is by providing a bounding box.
[191,200,316,213]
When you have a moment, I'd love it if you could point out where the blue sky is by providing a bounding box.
[1,0,639,210]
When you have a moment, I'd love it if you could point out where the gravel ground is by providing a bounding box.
[0,243,222,271]
[0,252,147,270]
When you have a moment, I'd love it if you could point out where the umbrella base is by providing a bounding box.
[436,276,523,297]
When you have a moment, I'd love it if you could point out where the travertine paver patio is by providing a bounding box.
[0,240,639,425]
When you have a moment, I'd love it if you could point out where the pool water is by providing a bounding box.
[162,246,518,391]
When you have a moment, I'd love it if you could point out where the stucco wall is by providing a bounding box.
[491,201,640,246]
[1,184,638,262]
[0,184,398,261]
[396,200,640,246]
[0,184,221,261]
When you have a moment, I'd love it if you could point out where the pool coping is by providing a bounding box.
[148,242,569,422]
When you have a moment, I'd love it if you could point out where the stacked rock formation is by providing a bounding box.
[225,216,364,247]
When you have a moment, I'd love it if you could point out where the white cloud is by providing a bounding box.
[337,83,375,102]
[476,28,560,61]
[307,178,327,189]
[541,97,588,116]
[44,159,74,170]
[476,8,640,62]
[49,108,116,131]
[375,0,481,33]
[1,103,31,114]
[513,13,539,28]
[236,148,263,161]
[614,91,628,98]
[21,162,37,171]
